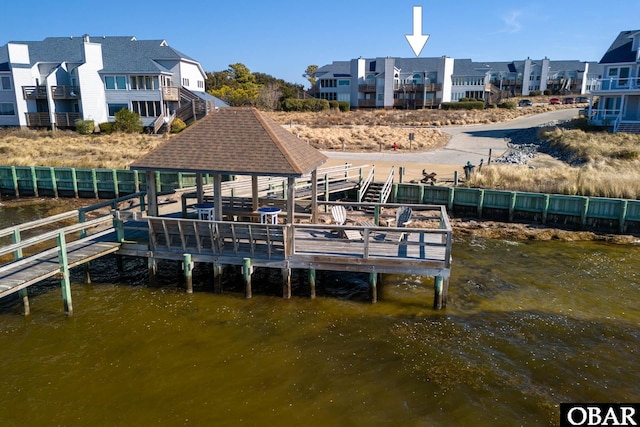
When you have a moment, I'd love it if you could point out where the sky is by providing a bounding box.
[2,0,640,88]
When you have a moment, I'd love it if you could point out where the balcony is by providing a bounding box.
[591,78,640,93]
[162,87,179,101]
[51,86,80,100]
[358,84,376,93]
[55,112,82,127]
[394,83,442,93]
[23,86,48,100]
[358,99,377,108]
[25,112,51,127]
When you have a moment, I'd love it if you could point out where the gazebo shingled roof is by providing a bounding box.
[130,107,327,176]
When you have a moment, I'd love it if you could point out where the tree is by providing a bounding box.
[303,65,318,88]
[208,63,262,106]
[113,108,143,133]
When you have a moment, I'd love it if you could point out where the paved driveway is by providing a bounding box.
[322,108,579,166]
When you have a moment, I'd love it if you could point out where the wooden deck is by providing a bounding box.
[0,198,452,314]
[0,228,120,298]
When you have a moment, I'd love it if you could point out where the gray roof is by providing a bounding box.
[600,30,640,64]
[316,61,351,78]
[2,35,197,74]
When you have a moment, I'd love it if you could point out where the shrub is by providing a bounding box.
[498,101,517,110]
[170,118,187,133]
[329,101,339,110]
[98,122,114,134]
[442,101,485,110]
[543,89,552,96]
[529,90,542,96]
[338,101,350,112]
[487,103,497,109]
[74,119,95,135]
[282,98,331,112]
[113,109,143,133]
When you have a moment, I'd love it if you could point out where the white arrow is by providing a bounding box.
[405,6,430,57]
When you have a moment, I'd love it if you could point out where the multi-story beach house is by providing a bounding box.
[315,56,602,110]
[588,30,640,133]
[0,35,224,132]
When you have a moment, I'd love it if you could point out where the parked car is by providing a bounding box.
[549,98,562,105]
[563,97,575,104]
[518,99,533,107]
[575,96,589,103]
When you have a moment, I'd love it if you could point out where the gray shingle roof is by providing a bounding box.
[600,30,640,64]
[3,35,196,74]
[131,108,327,177]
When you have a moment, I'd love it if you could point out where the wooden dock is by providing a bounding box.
[0,196,452,315]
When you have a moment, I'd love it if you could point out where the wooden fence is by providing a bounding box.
[393,183,640,233]
[0,166,215,199]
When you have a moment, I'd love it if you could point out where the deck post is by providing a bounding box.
[251,176,259,212]
[287,177,295,224]
[374,205,380,226]
[214,174,223,224]
[148,256,158,287]
[311,169,318,223]
[243,258,253,298]
[183,254,194,294]
[213,263,223,293]
[309,268,316,299]
[12,230,30,314]
[145,171,158,217]
[369,272,378,303]
[282,267,291,299]
[57,231,73,316]
[454,170,458,186]
[196,173,204,203]
[433,276,447,309]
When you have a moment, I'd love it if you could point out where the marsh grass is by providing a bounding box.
[0,128,166,169]
[469,126,640,198]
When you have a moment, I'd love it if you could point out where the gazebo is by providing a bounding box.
[130,107,327,224]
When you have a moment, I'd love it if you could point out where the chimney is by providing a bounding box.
[83,34,90,43]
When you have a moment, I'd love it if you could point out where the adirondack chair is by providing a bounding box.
[385,206,412,242]
[331,205,361,241]
[386,206,412,227]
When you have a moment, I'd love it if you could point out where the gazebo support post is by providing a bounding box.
[145,171,158,216]
[214,174,223,222]
[196,173,204,204]
[287,177,295,224]
[311,169,318,223]
[251,176,259,212]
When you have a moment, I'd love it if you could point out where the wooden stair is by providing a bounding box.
[615,122,640,134]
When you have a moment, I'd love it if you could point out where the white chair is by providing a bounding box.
[331,205,361,241]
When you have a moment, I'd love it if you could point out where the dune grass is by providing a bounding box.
[0,128,167,169]
[468,125,640,199]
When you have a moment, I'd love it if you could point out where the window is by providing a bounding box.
[369,61,376,72]
[0,103,15,115]
[182,78,190,86]
[132,101,161,117]
[619,67,630,86]
[197,80,204,89]
[608,68,618,77]
[338,79,350,86]
[105,76,126,90]
[320,79,336,88]
[130,76,159,90]
[1,76,11,90]
[108,103,128,116]
[320,92,337,101]
[337,93,350,103]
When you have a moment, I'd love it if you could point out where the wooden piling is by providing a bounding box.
[18,289,30,316]
[183,254,193,294]
[213,263,222,293]
[84,262,91,284]
[243,258,252,298]
[309,268,316,299]
[433,276,446,310]
[148,257,158,287]
[369,272,378,303]
[57,232,73,315]
[282,268,292,299]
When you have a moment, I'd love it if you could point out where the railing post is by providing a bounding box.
[112,169,119,199]
[78,210,87,239]
[30,166,38,197]
[57,231,73,315]
[619,199,628,234]
[374,205,380,226]
[71,168,78,198]
[91,168,98,198]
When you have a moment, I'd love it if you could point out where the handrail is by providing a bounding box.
[357,165,375,202]
[0,215,112,258]
[613,115,622,132]
[379,166,395,203]
[0,210,79,239]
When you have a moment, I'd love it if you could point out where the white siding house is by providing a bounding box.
[0,35,224,131]
[589,30,640,133]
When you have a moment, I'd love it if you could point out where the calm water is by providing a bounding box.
[0,201,639,426]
